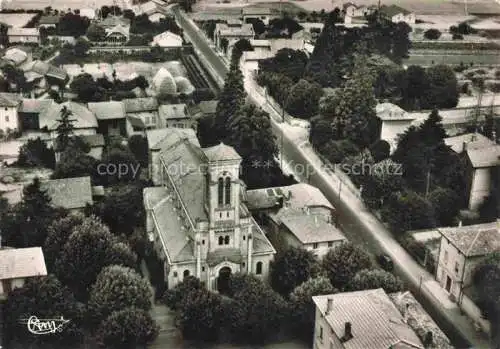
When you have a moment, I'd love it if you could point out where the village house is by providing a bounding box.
[20,60,68,96]
[376,102,417,153]
[40,176,93,213]
[436,221,500,302]
[123,97,159,135]
[104,24,130,45]
[214,23,254,53]
[80,8,96,20]
[444,133,500,211]
[159,103,195,129]
[0,93,22,134]
[187,100,218,120]
[151,31,183,48]
[7,28,40,44]
[246,183,344,257]
[241,6,275,25]
[313,289,424,349]
[379,5,416,25]
[88,101,127,136]
[18,100,98,146]
[3,46,32,67]
[144,128,276,292]
[0,247,47,299]
[294,22,324,42]
[37,15,61,29]
[342,2,373,18]
[98,16,131,30]
[131,0,170,22]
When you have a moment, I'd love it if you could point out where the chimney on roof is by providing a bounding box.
[424,331,433,347]
[458,220,462,227]
[314,215,318,227]
[340,322,353,342]
[326,298,333,315]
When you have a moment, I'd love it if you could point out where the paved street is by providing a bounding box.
[172,6,493,348]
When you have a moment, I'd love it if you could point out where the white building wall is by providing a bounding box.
[436,238,465,299]
[469,168,491,211]
[0,106,19,132]
[380,119,415,153]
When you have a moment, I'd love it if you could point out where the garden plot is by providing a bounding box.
[64,61,189,81]
[0,13,36,27]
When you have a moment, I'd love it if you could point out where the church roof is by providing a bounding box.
[203,142,241,162]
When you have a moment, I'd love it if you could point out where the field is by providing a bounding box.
[0,13,36,27]
[192,0,500,14]
[405,51,500,66]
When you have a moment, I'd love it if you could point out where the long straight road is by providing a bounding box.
[173,6,491,348]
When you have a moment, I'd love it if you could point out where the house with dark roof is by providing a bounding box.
[445,133,500,211]
[379,5,415,24]
[214,23,254,53]
[187,100,218,120]
[123,97,159,134]
[436,221,500,302]
[241,6,276,25]
[88,101,127,136]
[246,183,342,256]
[159,103,195,130]
[0,247,47,299]
[313,289,424,349]
[0,93,22,133]
[144,129,276,291]
[38,15,61,28]
[40,176,93,213]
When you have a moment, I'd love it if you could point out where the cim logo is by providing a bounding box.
[18,316,71,335]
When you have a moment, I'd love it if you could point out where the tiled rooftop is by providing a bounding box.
[41,176,93,210]
[280,214,346,244]
[0,247,47,280]
[438,222,500,257]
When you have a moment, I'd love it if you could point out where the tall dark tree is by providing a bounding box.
[55,106,74,152]
[270,247,320,297]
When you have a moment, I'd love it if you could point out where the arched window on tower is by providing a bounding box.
[225,177,231,205]
[218,178,224,206]
[218,236,224,245]
[256,261,263,275]
[224,236,230,245]
[183,270,190,278]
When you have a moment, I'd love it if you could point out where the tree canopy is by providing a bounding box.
[348,269,404,293]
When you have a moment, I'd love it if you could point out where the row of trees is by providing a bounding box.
[3,214,158,349]
[69,72,148,103]
[198,39,294,189]
[165,244,404,344]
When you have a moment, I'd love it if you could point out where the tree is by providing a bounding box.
[285,79,323,119]
[44,214,85,271]
[270,247,321,297]
[176,288,228,341]
[55,105,74,152]
[70,73,104,102]
[226,274,288,344]
[457,21,476,35]
[96,307,159,349]
[289,277,336,340]
[96,184,145,235]
[52,145,98,181]
[259,49,309,83]
[73,37,91,57]
[349,269,404,293]
[305,13,343,87]
[3,275,85,347]
[472,252,500,347]
[88,265,153,325]
[17,137,55,168]
[211,60,245,144]
[1,65,28,93]
[391,22,412,63]
[232,38,254,59]
[320,55,379,147]
[424,28,441,40]
[163,276,203,310]
[54,216,137,300]
[425,65,459,109]
[322,242,373,290]
[246,17,266,35]
[428,187,460,226]
[58,12,90,37]
[399,65,430,110]
[100,142,140,185]
[369,140,390,163]
[86,23,106,41]
[381,190,436,235]
[1,178,64,248]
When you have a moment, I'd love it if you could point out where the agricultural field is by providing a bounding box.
[0,13,36,27]
[404,51,500,66]
[192,0,500,14]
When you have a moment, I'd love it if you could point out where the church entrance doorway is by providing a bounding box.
[217,266,232,295]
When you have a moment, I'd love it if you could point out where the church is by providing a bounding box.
[144,128,276,293]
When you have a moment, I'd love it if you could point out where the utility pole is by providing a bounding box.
[280,96,285,170]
